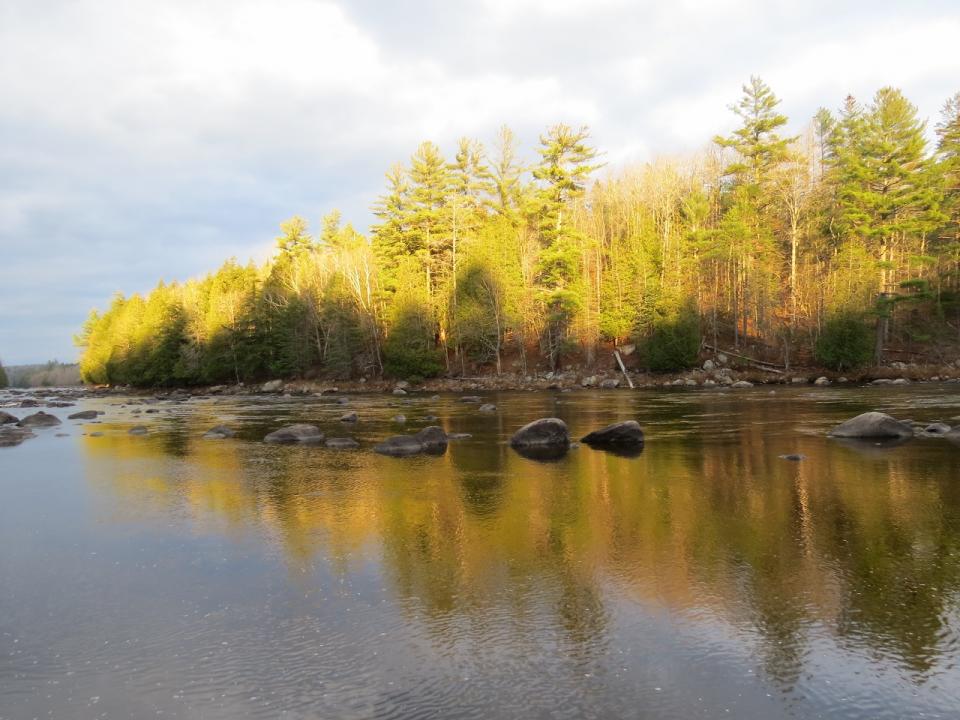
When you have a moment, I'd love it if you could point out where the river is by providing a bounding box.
[1,385,959,719]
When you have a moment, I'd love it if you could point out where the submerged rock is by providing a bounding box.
[19,399,40,407]
[339,412,358,423]
[828,412,914,439]
[203,424,235,439]
[17,411,62,428]
[478,403,497,413]
[460,395,482,403]
[128,425,149,435]
[923,423,951,435]
[580,420,644,448]
[325,437,359,449]
[779,454,806,461]
[392,414,406,424]
[263,424,324,444]
[374,426,448,457]
[68,410,99,420]
[0,411,19,425]
[0,426,36,447]
[510,418,570,449]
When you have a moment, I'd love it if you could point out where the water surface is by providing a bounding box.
[2,385,960,719]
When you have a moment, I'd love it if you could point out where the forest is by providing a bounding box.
[76,78,960,386]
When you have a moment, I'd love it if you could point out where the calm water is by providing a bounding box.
[2,386,960,719]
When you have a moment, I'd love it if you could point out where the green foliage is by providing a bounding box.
[640,308,701,372]
[814,315,874,370]
[0,360,8,388]
[383,302,443,379]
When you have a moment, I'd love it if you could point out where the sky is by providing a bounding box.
[1,0,958,365]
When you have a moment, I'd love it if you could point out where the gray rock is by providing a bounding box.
[460,395,482,403]
[892,378,911,385]
[731,380,754,388]
[702,359,716,371]
[19,399,40,407]
[0,426,36,447]
[17,411,62,428]
[339,412,358,423]
[392,414,406,424]
[374,426,448,456]
[791,377,807,384]
[447,432,472,440]
[261,379,284,393]
[814,377,830,386]
[478,403,497,413]
[424,414,438,422]
[703,379,717,387]
[923,423,951,435]
[392,387,408,396]
[128,425,149,435]
[89,431,104,437]
[394,381,410,390]
[599,378,620,389]
[580,421,644,447]
[837,377,849,383]
[581,376,598,388]
[716,353,728,364]
[263,424,324,444]
[203,424,235,439]
[510,418,570,448]
[0,411,19,425]
[68,410,99,420]
[325,437,359,449]
[829,412,914,439]
[779,454,806,461]
[871,378,894,385]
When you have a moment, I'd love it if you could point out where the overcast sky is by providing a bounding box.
[1,0,958,365]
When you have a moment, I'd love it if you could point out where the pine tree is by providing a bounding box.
[532,124,601,368]
[0,359,8,389]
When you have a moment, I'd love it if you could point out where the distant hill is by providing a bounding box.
[6,361,82,388]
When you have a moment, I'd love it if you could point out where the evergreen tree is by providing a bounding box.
[532,124,601,367]
[0,359,8,389]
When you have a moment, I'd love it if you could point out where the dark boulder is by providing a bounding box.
[828,412,914,439]
[580,420,644,448]
[0,411,19,425]
[510,418,570,448]
[264,424,324,444]
[0,426,36,447]
[374,426,448,457]
[17,411,62,428]
[68,410,99,420]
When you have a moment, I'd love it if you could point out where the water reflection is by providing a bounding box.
[73,390,960,699]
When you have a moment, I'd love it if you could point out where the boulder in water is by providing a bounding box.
[510,418,569,449]
[478,403,496,413]
[340,412,358,423]
[374,426,448,457]
[580,421,644,448]
[203,424,235,439]
[68,410,99,420]
[828,412,914,439]
[128,425,149,435]
[325,437,359,449]
[263,424,324,444]
[17,411,61,428]
[0,426,36,447]
[261,379,284,393]
[0,411,19,425]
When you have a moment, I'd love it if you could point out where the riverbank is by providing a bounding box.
[4,359,960,400]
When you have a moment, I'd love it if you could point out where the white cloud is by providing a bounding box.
[0,0,957,363]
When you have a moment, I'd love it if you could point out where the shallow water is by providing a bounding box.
[2,385,960,719]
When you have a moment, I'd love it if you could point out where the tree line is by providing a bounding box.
[77,78,960,386]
